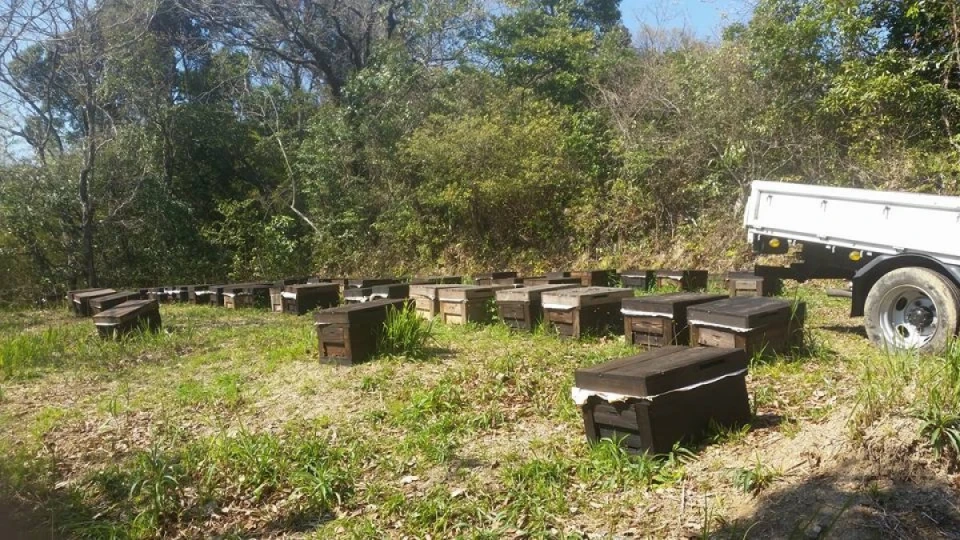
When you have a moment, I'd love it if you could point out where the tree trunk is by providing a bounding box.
[80,104,97,287]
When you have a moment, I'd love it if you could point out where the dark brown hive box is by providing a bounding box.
[93,299,161,338]
[572,270,619,287]
[522,276,582,286]
[347,278,400,289]
[495,283,580,331]
[187,285,211,305]
[542,287,633,338]
[655,270,709,292]
[620,270,656,290]
[371,283,410,300]
[725,271,780,298]
[282,283,340,315]
[688,297,806,357]
[344,287,374,304]
[410,276,463,285]
[438,285,512,325]
[622,293,729,347]
[473,272,518,286]
[90,291,144,315]
[167,286,189,303]
[410,284,467,319]
[574,346,750,454]
[72,289,116,316]
[314,298,409,366]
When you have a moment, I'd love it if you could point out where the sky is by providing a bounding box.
[620,0,755,41]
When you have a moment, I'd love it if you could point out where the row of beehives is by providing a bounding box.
[64,268,779,339]
[68,267,792,453]
[315,275,801,455]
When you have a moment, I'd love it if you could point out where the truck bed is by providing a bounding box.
[744,181,960,266]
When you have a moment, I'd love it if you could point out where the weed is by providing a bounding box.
[379,304,434,359]
[916,405,960,459]
[577,438,658,489]
[732,456,781,495]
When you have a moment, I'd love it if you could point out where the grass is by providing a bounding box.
[0,287,956,537]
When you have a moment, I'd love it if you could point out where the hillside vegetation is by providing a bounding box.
[1,0,960,301]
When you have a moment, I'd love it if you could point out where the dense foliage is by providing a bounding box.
[1,0,958,302]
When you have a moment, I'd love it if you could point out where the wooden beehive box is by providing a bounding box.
[655,270,709,291]
[314,298,409,366]
[522,276,582,286]
[269,286,285,312]
[572,270,619,287]
[546,271,572,279]
[541,287,634,338]
[347,278,400,289]
[409,284,466,319]
[621,293,729,347]
[223,291,254,309]
[473,272,518,286]
[90,291,144,315]
[574,346,750,454]
[438,285,511,325]
[72,288,117,317]
[168,286,189,303]
[93,299,161,339]
[620,270,656,290]
[724,271,780,297]
[370,283,410,300]
[495,283,580,331]
[344,287,374,304]
[688,297,806,357]
[410,276,463,285]
[67,288,99,305]
[282,283,340,315]
[186,285,210,305]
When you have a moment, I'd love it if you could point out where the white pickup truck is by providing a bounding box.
[744,180,960,353]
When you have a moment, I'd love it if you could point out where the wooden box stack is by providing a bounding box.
[725,271,780,297]
[655,270,709,292]
[282,283,340,315]
[621,292,729,347]
[344,287,374,304]
[370,283,410,300]
[688,297,806,357]
[620,270,656,290]
[93,299,162,338]
[541,287,634,338]
[314,298,409,366]
[473,272,518,286]
[573,346,751,454]
[438,285,511,325]
[72,289,117,316]
[495,283,579,331]
[410,284,465,319]
[90,291,144,315]
[572,270,619,287]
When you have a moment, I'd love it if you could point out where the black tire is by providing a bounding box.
[864,267,960,354]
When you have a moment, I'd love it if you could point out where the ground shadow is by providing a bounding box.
[715,459,960,539]
[820,324,869,339]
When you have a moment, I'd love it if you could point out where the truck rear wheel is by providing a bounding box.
[864,267,960,354]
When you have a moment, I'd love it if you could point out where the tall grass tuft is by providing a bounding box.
[379,304,434,359]
[0,327,67,379]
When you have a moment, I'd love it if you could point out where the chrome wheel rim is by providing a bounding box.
[878,284,938,349]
